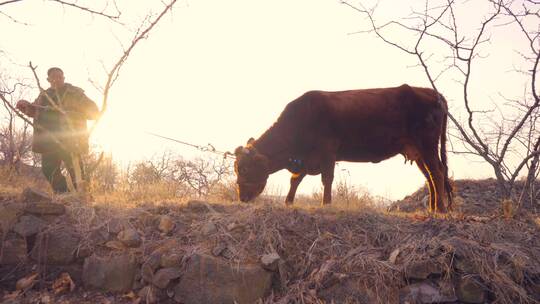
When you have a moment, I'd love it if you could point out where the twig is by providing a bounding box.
[49,0,121,20]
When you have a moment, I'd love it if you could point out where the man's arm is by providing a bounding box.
[79,93,100,120]
[68,86,100,120]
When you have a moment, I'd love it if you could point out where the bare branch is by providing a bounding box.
[90,0,177,134]
[0,0,23,5]
[0,92,33,126]
[341,1,416,54]
[49,0,121,20]
[499,43,540,161]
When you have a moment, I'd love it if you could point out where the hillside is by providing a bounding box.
[1,179,540,304]
[390,179,540,215]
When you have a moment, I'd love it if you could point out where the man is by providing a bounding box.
[16,67,100,193]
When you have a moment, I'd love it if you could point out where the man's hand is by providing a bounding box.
[16,99,31,112]
[16,99,37,117]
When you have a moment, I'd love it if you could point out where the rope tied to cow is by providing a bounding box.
[146,132,235,159]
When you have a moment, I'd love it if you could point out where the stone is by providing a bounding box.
[260,253,281,272]
[31,229,79,265]
[319,278,373,303]
[141,252,162,283]
[13,215,47,237]
[22,187,51,203]
[88,226,110,245]
[0,202,24,234]
[160,253,182,268]
[186,200,210,213]
[130,209,156,227]
[454,257,477,274]
[25,202,65,216]
[158,215,175,234]
[173,254,272,304]
[200,222,217,236]
[16,273,39,290]
[138,285,158,304]
[107,218,129,234]
[82,254,138,292]
[405,260,442,280]
[152,267,181,289]
[75,244,93,260]
[456,276,486,303]
[0,237,27,265]
[104,240,127,251]
[117,228,142,247]
[399,282,457,303]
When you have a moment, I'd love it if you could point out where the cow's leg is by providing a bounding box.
[320,160,336,206]
[415,159,436,212]
[422,153,447,213]
[285,172,306,205]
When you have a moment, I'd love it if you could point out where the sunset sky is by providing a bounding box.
[1,0,530,200]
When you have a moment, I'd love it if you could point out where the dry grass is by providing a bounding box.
[0,165,47,197]
[2,167,540,303]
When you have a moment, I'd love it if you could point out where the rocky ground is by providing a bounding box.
[1,182,540,304]
[390,178,540,215]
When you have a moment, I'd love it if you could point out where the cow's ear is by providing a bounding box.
[235,146,252,156]
[234,146,244,156]
[247,137,255,146]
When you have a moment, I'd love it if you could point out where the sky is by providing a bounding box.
[1,0,532,200]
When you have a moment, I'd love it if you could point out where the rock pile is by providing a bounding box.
[0,191,274,303]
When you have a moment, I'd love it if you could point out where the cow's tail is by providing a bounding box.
[438,93,453,209]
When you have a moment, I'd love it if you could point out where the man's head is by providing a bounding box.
[47,67,65,89]
[234,138,270,202]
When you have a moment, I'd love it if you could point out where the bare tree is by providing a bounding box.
[344,0,540,206]
[168,154,233,197]
[0,71,32,169]
[125,152,234,198]
[129,161,162,186]
[128,151,175,186]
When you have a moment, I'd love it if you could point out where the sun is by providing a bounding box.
[89,111,141,164]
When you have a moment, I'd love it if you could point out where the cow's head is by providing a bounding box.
[234,138,270,202]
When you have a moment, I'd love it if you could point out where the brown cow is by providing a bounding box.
[234,84,453,212]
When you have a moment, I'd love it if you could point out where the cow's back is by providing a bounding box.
[288,84,444,162]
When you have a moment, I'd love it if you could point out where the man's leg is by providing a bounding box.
[61,152,85,191]
[41,152,68,193]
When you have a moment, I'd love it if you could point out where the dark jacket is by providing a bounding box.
[29,84,99,154]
